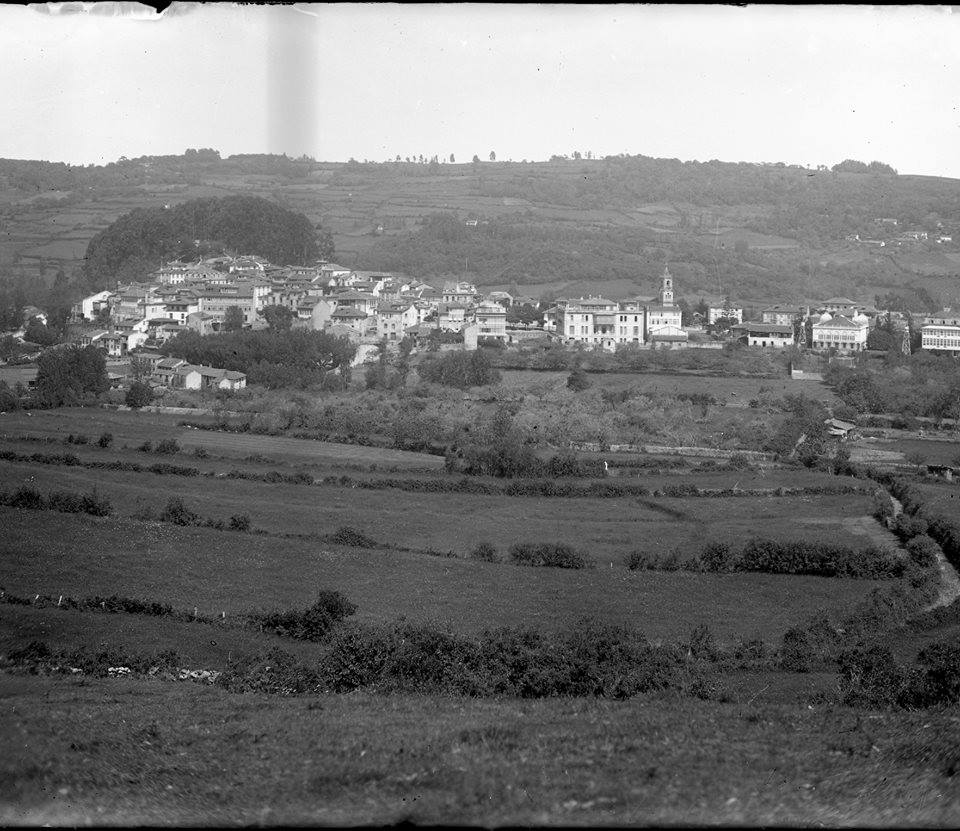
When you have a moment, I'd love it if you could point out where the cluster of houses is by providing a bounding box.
[71,257,514,367]
[66,255,960,384]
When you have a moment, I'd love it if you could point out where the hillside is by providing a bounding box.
[2,151,960,309]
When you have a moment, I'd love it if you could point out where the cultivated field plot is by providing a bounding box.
[0,509,881,644]
[0,457,889,559]
[497,370,840,405]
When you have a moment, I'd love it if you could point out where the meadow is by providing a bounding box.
[1,403,956,826]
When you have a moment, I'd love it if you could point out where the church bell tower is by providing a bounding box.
[658,265,674,307]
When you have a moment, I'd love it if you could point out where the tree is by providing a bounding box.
[573,150,582,160]
[905,450,928,472]
[866,328,894,351]
[222,306,245,332]
[259,305,295,332]
[472,154,480,164]
[489,151,496,162]
[34,345,108,408]
[23,317,59,347]
[449,153,455,164]
[125,380,154,409]
[128,355,153,382]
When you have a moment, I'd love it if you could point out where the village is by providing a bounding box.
[2,249,958,397]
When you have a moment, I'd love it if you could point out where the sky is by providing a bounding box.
[1,3,959,177]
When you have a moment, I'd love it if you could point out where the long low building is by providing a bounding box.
[921,310,960,354]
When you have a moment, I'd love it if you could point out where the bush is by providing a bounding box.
[6,485,45,510]
[838,644,907,708]
[246,589,357,643]
[471,541,500,563]
[627,550,652,571]
[902,639,960,708]
[509,542,593,569]
[326,526,379,548]
[698,541,738,573]
[217,648,321,695]
[158,497,200,526]
[905,535,940,569]
[97,432,114,448]
[154,438,180,455]
[228,514,251,532]
[193,446,209,459]
[566,368,591,392]
[137,441,153,453]
[125,381,154,409]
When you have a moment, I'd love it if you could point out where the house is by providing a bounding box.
[824,418,857,439]
[294,297,335,331]
[760,304,800,326]
[73,290,112,322]
[921,309,960,354]
[473,301,508,342]
[442,281,478,306]
[328,307,372,336]
[707,305,743,325]
[811,312,869,352]
[438,303,468,332]
[376,301,418,341]
[330,290,377,316]
[735,322,795,348]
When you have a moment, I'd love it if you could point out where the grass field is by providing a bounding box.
[3,675,958,826]
[0,407,444,470]
[0,508,881,644]
[0,455,887,560]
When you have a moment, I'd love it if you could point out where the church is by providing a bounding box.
[643,266,688,348]
[556,266,689,350]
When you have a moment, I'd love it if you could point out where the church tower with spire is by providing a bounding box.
[658,265,674,307]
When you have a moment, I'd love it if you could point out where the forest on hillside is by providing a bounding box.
[81,195,331,289]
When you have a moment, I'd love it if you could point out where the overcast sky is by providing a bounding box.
[2,3,959,177]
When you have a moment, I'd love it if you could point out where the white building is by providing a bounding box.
[921,310,960,354]
[811,312,869,352]
[707,305,743,325]
[473,301,508,342]
[736,322,795,348]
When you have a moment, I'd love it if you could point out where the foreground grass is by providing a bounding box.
[2,674,957,826]
[0,509,882,644]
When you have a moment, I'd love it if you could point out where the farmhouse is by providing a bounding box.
[735,322,795,348]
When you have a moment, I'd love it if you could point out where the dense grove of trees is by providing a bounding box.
[417,349,500,388]
[162,329,356,389]
[825,353,960,420]
[34,345,108,407]
[82,195,329,289]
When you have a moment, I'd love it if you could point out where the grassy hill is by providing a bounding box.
[2,152,960,309]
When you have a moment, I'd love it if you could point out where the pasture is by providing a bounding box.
[0,502,883,644]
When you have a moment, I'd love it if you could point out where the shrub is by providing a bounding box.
[838,644,907,708]
[246,589,357,643]
[137,441,153,452]
[228,514,251,532]
[326,526,379,548]
[46,490,85,513]
[566,368,591,392]
[125,381,153,410]
[627,550,652,571]
[193,446,209,459]
[97,432,114,448]
[158,497,200,526]
[905,535,940,569]
[698,541,738,573]
[6,486,45,510]
[471,542,500,563]
[80,488,112,517]
[217,648,321,695]
[902,639,960,708]
[154,438,180,455]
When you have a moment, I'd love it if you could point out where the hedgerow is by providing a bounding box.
[509,542,594,569]
[0,485,112,517]
[245,590,357,642]
[629,538,905,579]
